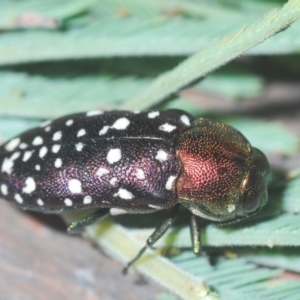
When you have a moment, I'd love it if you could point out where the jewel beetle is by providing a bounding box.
[0,109,271,271]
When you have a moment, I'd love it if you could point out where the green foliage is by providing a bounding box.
[1,0,300,299]
[170,253,300,300]
[224,118,299,155]
[0,0,94,29]
[235,247,300,273]
[282,176,300,212]
[198,71,264,100]
[0,71,149,118]
[1,0,300,65]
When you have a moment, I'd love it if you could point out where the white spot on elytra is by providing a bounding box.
[148,111,160,119]
[135,168,145,180]
[155,150,168,162]
[107,148,121,164]
[23,150,34,162]
[180,115,191,126]
[66,119,74,126]
[165,175,176,190]
[39,146,48,158]
[227,204,236,213]
[11,152,20,160]
[1,152,20,174]
[45,126,51,132]
[1,184,8,195]
[14,194,23,204]
[113,188,134,200]
[148,204,163,210]
[40,120,51,127]
[86,110,103,116]
[35,165,41,171]
[83,195,92,204]
[111,118,130,130]
[68,179,82,194]
[19,143,28,149]
[99,126,109,136]
[32,136,43,146]
[110,208,128,215]
[22,177,36,194]
[55,158,62,168]
[5,138,20,151]
[110,177,118,186]
[52,131,62,141]
[64,198,73,206]
[37,199,44,206]
[52,144,61,153]
[159,123,176,132]
[133,111,140,114]
[96,167,109,177]
[77,129,86,137]
[75,143,84,151]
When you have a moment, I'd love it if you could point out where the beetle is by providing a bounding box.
[0,109,271,272]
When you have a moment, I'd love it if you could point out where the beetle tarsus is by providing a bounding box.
[122,245,149,275]
[122,205,180,273]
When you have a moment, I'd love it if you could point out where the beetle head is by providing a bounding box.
[176,118,271,222]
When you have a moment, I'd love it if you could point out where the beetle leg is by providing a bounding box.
[190,213,202,256]
[68,208,110,233]
[123,204,180,274]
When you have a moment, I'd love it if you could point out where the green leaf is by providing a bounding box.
[0,117,40,142]
[0,1,300,65]
[0,0,94,30]
[282,176,300,213]
[236,248,300,274]
[122,0,300,109]
[198,71,264,100]
[0,71,149,118]
[223,118,299,155]
[0,68,265,119]
[131,213,300,249]
[82,219,219,300]
[171,253,300,300]
[204,213,300,247]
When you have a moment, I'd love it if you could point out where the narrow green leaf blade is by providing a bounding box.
[170,253,300,300]
[205,213,300,247]
[0,71,149,118]
[122,0,300,110]
[1,2,300,65]
[237,248,300,274]
[83,219,219,300]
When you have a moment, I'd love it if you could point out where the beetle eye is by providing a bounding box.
[242,189,261,213]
